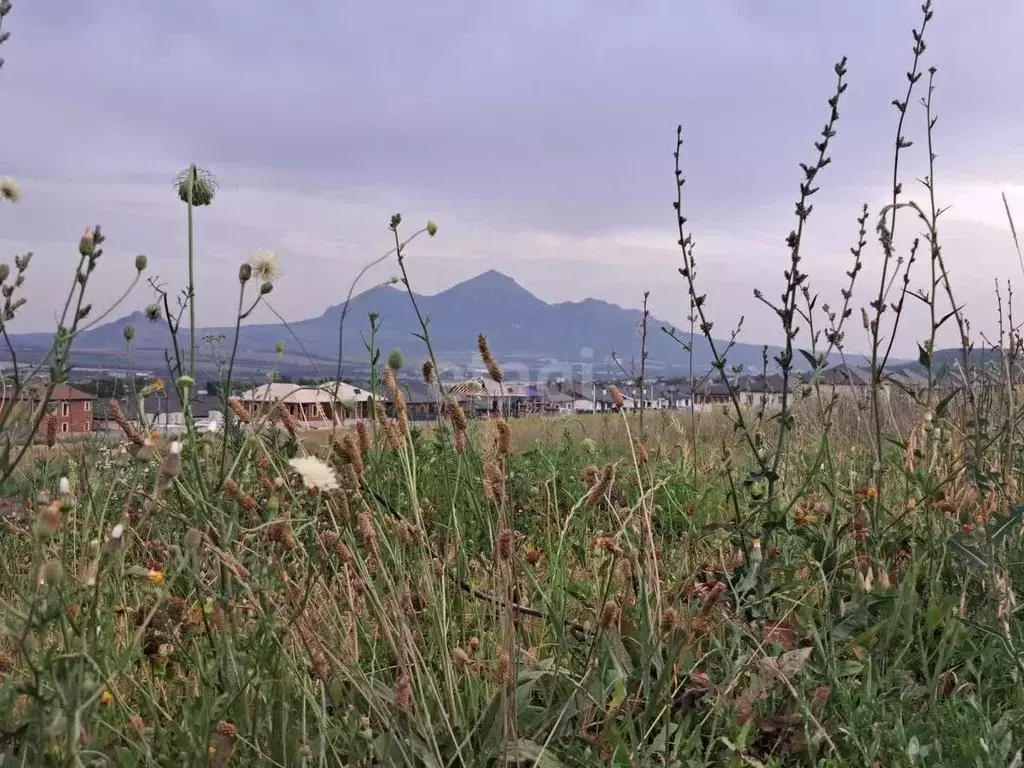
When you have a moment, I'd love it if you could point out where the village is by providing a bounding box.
[0,362,938,439]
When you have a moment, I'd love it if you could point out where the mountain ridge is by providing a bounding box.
[6,270,834,374]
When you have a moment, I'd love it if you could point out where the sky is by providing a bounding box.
[2,0,1023,358]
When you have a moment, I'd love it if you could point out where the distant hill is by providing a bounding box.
[7,270,835,375]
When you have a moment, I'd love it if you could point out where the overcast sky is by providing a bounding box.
[2,1,1023,357]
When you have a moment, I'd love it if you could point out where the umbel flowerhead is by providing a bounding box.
[174,166,217,206]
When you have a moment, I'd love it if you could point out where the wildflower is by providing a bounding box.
[147,569,165,585]
[287,456,340,492]
[0,177,20,203]
[58,476,70,497]
[248,249,281,284]
[99,690,114,706]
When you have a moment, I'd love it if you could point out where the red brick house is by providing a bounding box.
[1,382,95,435]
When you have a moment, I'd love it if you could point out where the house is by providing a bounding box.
[1,381,95,435]
[236,381,371,428]
[448,377,529,417]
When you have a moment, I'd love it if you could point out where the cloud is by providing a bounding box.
[1,0,1022,357]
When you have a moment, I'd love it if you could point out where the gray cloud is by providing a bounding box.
[1,0,1022,356]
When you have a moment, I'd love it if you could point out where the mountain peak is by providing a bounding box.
[444,269,523,293]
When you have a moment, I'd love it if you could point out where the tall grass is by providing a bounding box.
[3,3,1024,766]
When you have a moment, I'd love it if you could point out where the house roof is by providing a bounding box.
[820,364,872,387]
[17,382,94,401]
[237,381,369,405]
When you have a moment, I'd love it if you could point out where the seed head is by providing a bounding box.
[477,334,503,384]
[494,417,511,457]
[248,249,281,284]
[288,455,339,492]
[355,420,371,454]
[426,220,438,236]
[144,302,162,322]
[227,397,250,424]
[123,324,135,341]
[134,254,148,272]
[421,359,435,384]
[0,177,20,203]
[608,385,625,409]
[586,463,615,508]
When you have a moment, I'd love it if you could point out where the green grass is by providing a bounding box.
[1,399,1024,766]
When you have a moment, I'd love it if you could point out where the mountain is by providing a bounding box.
[6,270,813,375]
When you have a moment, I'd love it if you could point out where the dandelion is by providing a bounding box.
[287,456,340,492]
[99,690,114,706]
[0,177,20,203]
[147,569,165,585]
[58,476,70,497]
[248,249,281,284]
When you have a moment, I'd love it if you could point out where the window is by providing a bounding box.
[84,401,91,411]
[61,422,68,433]
[61,402,69,417]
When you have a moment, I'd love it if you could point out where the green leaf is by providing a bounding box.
[948,532,990,570]
[917,342,931,368]
[799,349,823,371]
[934,387,960,418]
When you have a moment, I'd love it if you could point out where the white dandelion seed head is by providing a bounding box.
[0,177,21,203]
[248,249,281,284]
[287,456,339,492]
[169,441,181,455]
[111,523,124,540]
[58,477,71,496]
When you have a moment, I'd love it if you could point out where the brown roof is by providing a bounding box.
[19,382,94,401]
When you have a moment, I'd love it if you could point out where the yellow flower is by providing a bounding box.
[153,378,165,392]
[99,690,114,706]
[147,569,165,585]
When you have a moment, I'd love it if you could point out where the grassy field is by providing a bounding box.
[5,2,1024,765]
